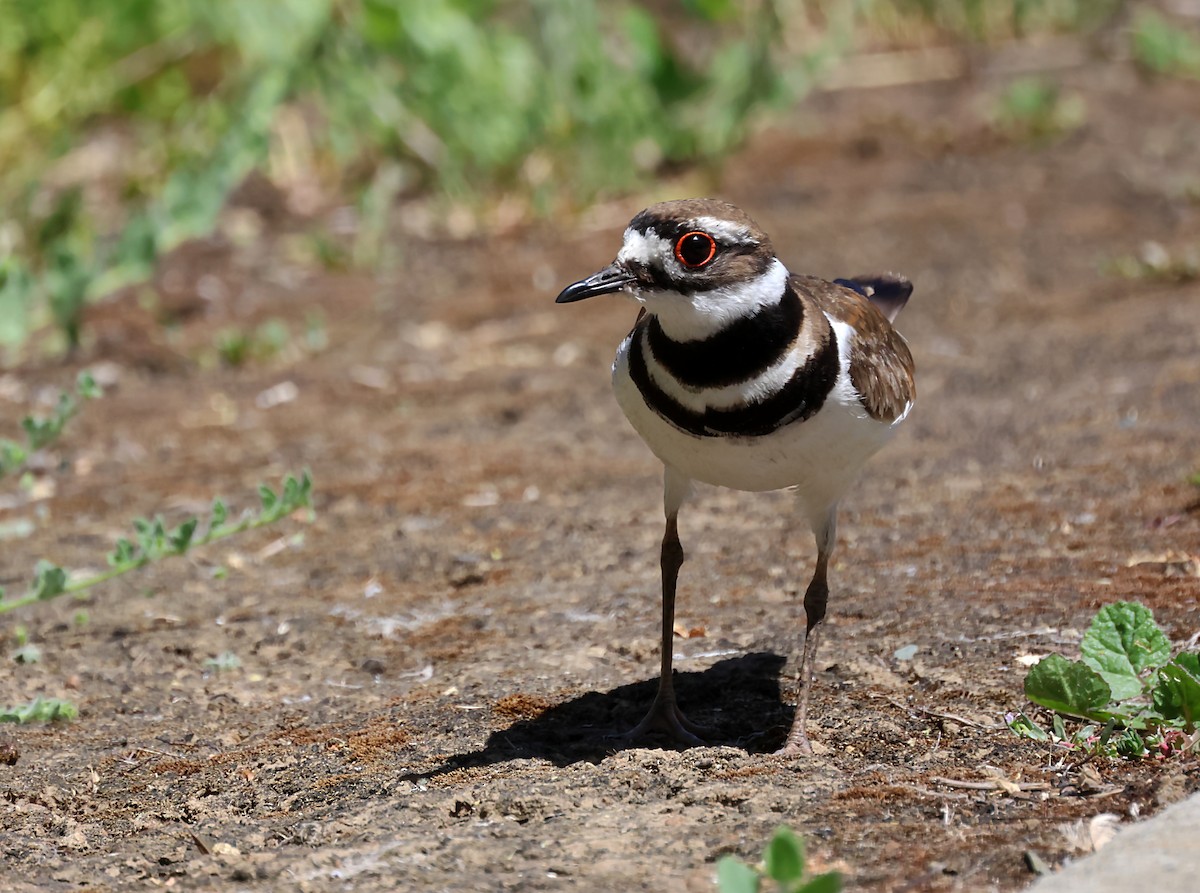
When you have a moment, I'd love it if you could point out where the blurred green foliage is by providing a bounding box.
[989,76,1085,143]
[1,0,824,351]
[878,0,1121,39]
[1131,8,1200,79]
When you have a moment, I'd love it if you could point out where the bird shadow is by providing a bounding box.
[402,652,791,780]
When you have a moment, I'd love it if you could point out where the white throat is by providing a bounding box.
[639,258,789,343]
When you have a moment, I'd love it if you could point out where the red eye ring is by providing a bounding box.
[674,231,717,269]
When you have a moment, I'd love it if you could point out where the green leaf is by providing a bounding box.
[765,826,805,884]
[32,561,68,601]
[282,471,313,510]
[800,873,843,893]
[204,651,241,672]
[1081,602,1171,700]
[259,483,279,514]
[168,518,199,554]
[0,696,77,723]
[132,517,168,557]
[211,498,228,528]
[1025,654,1112,717]
[1152,653,1200,731]
[716,856,759,893]
[13,642,42,664]
[0,439,27,476]
[75,370,102,400]
[1114,728,1147,758]
[1052,712,1067,741]
[1007,712,1049,741]
[108,537,137,567]
[133,517,154,553]
[682,0,737,23]
[0,257,34,348]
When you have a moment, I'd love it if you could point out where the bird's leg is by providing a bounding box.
[778,508,838,757]
[620,469,709,746]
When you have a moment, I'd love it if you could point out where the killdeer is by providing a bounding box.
[556,198,915,756]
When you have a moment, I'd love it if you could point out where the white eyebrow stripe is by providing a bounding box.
[691,216,755,245]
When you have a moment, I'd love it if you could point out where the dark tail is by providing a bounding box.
[834,273,913,323]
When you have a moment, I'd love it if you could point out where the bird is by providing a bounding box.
[555,198,915,756]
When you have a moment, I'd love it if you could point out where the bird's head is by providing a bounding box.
[556,198,788,341]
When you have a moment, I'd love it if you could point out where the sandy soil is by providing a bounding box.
[2,46,1199,892]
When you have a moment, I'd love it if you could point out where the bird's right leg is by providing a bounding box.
[777,506,838,756]
[619,467,709,746]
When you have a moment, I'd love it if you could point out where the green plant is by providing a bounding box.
[204,651,241,672]
[1131,9,1200,79]
[10,625,42,664]
[0,471,313,614]
[989,77,1085,143]
[1106,241,1199,284]
[0,696,78,724]
[872,0,1122,42]
[214,318,293,366]
[717,826,841,893]
[0,257,35,348]
[1011,602,1200,758]
[0,370,102,479]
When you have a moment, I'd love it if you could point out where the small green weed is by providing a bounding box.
[214,319,293,367]
[0,257,35,349]
[873,0,1122,42]
[717,826,841,893]
[212,316,325,367]
[1010,602,1200,759]
[0,471,313,615]
[10,625,42,665]
[989,77,1085,143]
[0,697,78,724]
[0,370,102,479]
[204,651,241,672]
[1106,241,1199,284]
[1131,9,1200,79]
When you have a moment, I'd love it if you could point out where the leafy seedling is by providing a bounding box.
[0,697,78,724]
[989,77,1085,143]
[0,471,313,614]
[716,826,841,893]
[0,370,102,479]
[1131,10,1200,79]
[1016,601,1200,757]
[204,651,241,672]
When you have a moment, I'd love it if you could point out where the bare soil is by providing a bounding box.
[2,49,1199,892]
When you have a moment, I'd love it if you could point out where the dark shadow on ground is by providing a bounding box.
[403,652,790,779]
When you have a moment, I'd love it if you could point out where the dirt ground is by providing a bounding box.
[2,45,1199,892]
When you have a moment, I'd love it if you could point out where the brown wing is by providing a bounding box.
[794,274,916,423]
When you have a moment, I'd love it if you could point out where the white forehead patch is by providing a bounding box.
[617,228,672,267]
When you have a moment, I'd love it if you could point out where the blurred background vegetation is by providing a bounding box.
[0,0,1194,357]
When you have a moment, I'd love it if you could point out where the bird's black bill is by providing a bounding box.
[555,263,634,304]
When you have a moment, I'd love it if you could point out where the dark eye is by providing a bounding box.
[674,231,717,269]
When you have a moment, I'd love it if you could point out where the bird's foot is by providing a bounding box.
[614,700,714,748]
[773,727,814,757]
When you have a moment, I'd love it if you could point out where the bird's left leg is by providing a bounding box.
[777,506,838,756]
